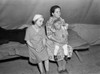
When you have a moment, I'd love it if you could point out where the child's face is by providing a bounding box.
[36,17,44,27]
[54,22,61,30]
[52,8,61,18]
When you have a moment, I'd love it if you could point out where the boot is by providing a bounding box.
[63,69,69,74]
[58,69,69,74]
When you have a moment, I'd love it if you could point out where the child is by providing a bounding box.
[25,14,49,74]
[50,19,69,61]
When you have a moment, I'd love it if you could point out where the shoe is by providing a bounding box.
[58,70,63,74]
[54,55,58,61]
[58,69,69,74]
[63,69,69,74]
[64,56,68,61]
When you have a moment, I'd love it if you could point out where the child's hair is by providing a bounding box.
[50,5,61,16]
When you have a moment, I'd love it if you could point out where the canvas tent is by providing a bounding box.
[0,0,100,60]
[0,0,100,28]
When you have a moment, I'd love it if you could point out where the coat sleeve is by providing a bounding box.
[25,27,37,49]
[46,18,56,39]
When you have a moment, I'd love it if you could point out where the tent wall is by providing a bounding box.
[0,0,100,29]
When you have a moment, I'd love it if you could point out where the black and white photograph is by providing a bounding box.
[0,0,100,74]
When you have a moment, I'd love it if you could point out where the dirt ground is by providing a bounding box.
[0,45,100,74]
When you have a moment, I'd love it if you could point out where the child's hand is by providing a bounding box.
[51,28,56,32]
[63,23,68,30]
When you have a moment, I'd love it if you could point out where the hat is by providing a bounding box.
[33,14,43,21]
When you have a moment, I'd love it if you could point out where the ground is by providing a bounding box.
[0,45,100,74]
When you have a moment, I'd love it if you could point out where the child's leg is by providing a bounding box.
[62,44,68,61]
[54,44,59,55]
[44,60,49,73]
[38,62,44,74]
[54,44,59,61]
[62,44,68,56]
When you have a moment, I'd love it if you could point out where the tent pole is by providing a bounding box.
[74,51,83,63]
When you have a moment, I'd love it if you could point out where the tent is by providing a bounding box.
[0,0,100,29]
[0,0,100,60]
